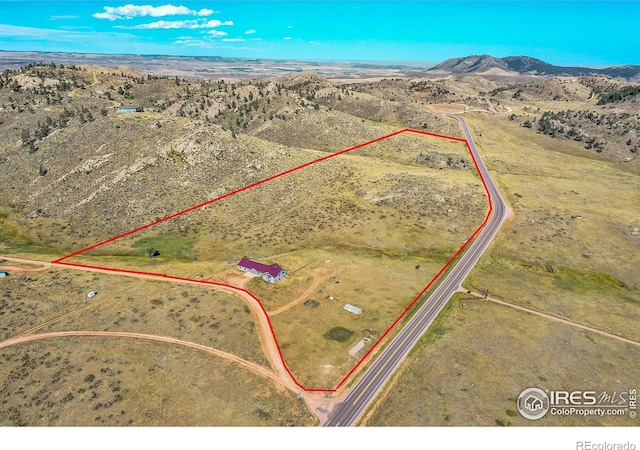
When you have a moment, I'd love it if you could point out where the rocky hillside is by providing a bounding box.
[3,61,640,256]
[0,63,460,254]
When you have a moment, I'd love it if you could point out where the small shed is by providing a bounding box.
[343,304,362,315]
[0,270,8,278]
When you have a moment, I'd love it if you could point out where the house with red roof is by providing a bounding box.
[237,257,287,283]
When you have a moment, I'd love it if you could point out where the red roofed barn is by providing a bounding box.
[238,257,287,283]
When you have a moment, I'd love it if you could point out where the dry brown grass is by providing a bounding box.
[0,267,319,425]
[461,113,640,341]
[0,337,316,426]
[267,250,445,388]
[60,132,486,388]
[0,269,268,366]
[367,110,640,427]
[367,295,640,426]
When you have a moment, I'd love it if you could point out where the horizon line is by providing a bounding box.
[0,49,638,69]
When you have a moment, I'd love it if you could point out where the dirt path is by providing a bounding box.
[50,262,298,389]
[429,103,469,114]
[14,281,144,338]
[0,255,298,389]
[0,255,322,414]
[0,265,50,273]
[0,256,52,268]
[225,286,297,390]
[268,267,333,317]
[0,255,319,415]
[0,330,287,389]
[208,269,254,289]
[463,289,640,348]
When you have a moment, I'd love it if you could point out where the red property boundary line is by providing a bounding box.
[52,128,491,393]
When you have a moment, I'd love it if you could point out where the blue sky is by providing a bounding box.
[0,1,638,66]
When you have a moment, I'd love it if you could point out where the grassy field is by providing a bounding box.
[0,269,268,366]
[461,113,640,341]
[367,294,640,426]
[0,267,320,425]
[367,110,640,426]
[267,249,445,388]
[58,132,486,388]
[0,209,67,257]
[66,132,485,281]
[4,63,638,427]
[69,132,484,267]
[0,337,316,426]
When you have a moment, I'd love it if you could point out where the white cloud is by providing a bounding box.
[50,15,81,20]
[0,23,128,39]
[222,38,244,42]
[207,30,228,37]
[284,36,292,40]
[93,4,214,21]
[174,37,209,47]
[59,26,93,30]
[287,25,293,29]
[0,23,138,49]
[244,29,256,35]
[117,19,233,30]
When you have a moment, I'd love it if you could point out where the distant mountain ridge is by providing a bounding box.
[428,55,640,80]
[1,50,639,81]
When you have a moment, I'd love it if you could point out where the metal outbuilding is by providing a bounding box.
[343,304,362,315]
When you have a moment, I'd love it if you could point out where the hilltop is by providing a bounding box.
[428,54,640,81]
[0,63,467,254]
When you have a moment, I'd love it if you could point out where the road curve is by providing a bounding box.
[325,115,508,426]
[0,331,286,388]
[0,255,298,392]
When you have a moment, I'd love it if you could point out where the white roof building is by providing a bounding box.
[343,304,362,315]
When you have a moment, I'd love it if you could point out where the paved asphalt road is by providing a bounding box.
[324,115,508,426]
